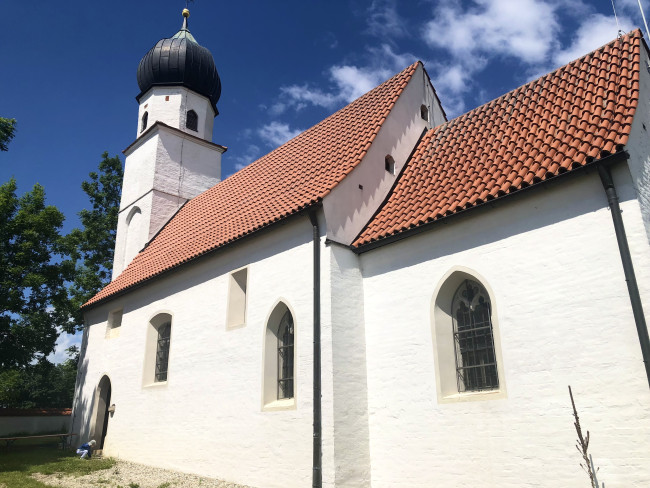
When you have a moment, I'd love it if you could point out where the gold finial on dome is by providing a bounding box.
[182,8,190,18]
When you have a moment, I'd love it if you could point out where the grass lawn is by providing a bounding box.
[0,441,115,488]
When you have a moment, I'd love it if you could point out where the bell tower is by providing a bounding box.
[113,9,226,278]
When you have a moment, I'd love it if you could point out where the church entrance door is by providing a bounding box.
[91,375,112,449]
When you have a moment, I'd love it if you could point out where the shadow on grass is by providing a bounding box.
[0,444,115,488]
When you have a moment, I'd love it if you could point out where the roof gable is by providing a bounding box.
[354,30,642,248]
[84,62,420,308]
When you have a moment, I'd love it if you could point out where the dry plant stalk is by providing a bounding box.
[569,385,602,488]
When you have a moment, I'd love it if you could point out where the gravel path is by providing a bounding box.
[32,459,256,488]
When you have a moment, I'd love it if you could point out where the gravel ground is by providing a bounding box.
[32,459,256,488]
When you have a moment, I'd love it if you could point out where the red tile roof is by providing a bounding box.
[84,62,421,308]
[354,30,642,248]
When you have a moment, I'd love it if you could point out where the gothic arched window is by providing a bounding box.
[155,321,171,382]
[141,111,148,133]
[452,279,498,392]
[186,110,198,131]
[277,310,294,399]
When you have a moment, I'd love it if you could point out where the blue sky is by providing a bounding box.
[1,0,648,361]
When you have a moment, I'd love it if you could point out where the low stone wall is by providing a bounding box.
[0,408,72,436]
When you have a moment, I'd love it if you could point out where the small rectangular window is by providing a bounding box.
[227,268,248,328]
[105,309,123,339]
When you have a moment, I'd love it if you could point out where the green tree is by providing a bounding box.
[0,117,16,152]
[0,358,77,408]
[67,152,123,326]
[0,179,75,369]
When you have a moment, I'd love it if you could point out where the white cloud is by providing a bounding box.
[423,0,561,64]
[258,122,303,147]
[553,13,635,66]
[365,0,407,39]
[48,330,82,364]
[232,144,262,171]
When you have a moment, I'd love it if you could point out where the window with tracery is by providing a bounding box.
[277,310,294,399]
[186,110,198,131]
[452,279,498,391]
[155,322,171,382]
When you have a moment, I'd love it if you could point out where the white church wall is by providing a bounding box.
[327,245,371,487]
[113,191,153,279]
[137,87,215,141]
[155,126,222,202]
[323,63,445,245]
[360,167,650,488]
[75,214,335,488]
[623,43,650,244]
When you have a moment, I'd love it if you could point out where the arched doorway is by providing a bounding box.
[91,375,112,449]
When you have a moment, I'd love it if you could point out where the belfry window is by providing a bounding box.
[452,279,498,391]
[186,110,198,131]
[155,322,171,382]
[141,111,148,133]
[277,310,294,399]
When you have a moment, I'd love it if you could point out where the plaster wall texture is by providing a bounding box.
[323,63,446,245]
[328,246,371,487]
[75,215,335,488]
[137,87,215,141]
[0,416,70,436]
[623,45,650,244]
[360,166,650,487]
[114,125,222,277]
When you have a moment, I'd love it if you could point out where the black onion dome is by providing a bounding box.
[136,14,221,114]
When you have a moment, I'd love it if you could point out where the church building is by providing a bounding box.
[72,9,650,488]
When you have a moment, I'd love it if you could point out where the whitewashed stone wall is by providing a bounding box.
[360,165,650,487]
[75,214,334,488]
[113,124,223,278]
[323,63,446,245]
[623,43,650,244]
[137,87,215,141]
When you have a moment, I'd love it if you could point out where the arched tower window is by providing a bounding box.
[141,111,148,133]
[420,104,429,122]
[186,110,198,131]
[451,279,498,391]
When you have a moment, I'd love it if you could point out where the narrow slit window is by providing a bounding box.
[186,110,198,131]
[420,104,429,122]
[452,279,498,392]
[385,155,395,175]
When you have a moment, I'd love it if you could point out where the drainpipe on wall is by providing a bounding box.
[308,211,322,488]
[597,163,650,388]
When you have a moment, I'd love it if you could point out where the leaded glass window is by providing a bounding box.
[277,310,294,399]
[186,110,198,131]
[155,322,171,382]
[452,279,498,392]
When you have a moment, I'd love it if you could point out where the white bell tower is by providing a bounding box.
[112,9,226,278]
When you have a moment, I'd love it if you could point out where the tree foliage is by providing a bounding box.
[0,117,16,152]
[0,179,75,369]
[0,358,77,408]
[67,152,123,326]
